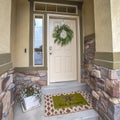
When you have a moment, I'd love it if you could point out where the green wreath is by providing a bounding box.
[53,24,73,46]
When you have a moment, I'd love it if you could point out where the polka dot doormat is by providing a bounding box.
[44,91,93,116]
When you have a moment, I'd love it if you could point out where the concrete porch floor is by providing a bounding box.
[13,82,99,120]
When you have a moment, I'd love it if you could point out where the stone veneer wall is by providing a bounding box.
[14,70,47,86]
[83,34,120,120]
[82,34,95,81]
[0,69,47,119]
[13,70,47,101]
[90,65,120,120]
[0,68,14,120]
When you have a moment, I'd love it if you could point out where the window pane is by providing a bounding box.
[57,6,67,12]
[47,5,56,11]
[34,16,44,66]
[67,7,76,13]
[35,3,46,11]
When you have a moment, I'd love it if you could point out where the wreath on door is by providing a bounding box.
[53,24,73,46]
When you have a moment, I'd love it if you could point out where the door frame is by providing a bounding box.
[47,14,81,85]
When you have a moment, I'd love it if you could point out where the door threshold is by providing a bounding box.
[49,80,79,86]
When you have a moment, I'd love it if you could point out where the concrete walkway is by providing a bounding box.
[13,82,99,120]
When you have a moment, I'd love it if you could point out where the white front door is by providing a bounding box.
[48,15,80,83]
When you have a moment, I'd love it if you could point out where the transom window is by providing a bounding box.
[34,2,78,14]
[33,15,44,66]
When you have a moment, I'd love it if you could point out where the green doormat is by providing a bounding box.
[53,93,88,109]
[45,91,93,116]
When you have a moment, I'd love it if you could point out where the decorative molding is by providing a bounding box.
[95,52,120,69]
[15,67,47,72]
[95,52,120,61]
[95,52,113,61]
[95,59,113,69]
[29,0,33,67]
[0,63,12,75]
[0,53,11,65]
[28,0,83,8]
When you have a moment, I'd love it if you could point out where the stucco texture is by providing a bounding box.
[82,0,95,36]
[110,0,120,52]
[94,0,113,52]
[14,0,30,67]
[0,0,11,54]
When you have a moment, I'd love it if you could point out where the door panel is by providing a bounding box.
[49,18,77,82]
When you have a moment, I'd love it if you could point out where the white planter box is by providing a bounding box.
[21,95,40,112]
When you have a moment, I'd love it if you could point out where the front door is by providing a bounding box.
[48,15,79,83]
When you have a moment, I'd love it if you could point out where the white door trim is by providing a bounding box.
[47,14,81,85]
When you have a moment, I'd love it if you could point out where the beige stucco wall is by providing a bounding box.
[82,0,95,36]
[0,0,11,54]
[94,0,113,52]
[110,0,120,52]
[14,0,29,67]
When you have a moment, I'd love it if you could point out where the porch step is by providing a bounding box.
[41,82,99,120]
[49,109,99,120]
[41,82,88,95]
[14,103,99,120]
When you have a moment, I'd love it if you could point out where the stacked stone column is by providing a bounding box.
[85,0,120,120]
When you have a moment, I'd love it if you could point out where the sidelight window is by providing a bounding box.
[33,15,44,66]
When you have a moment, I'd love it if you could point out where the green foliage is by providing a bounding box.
[24,86,39,97]
[53,24,73,46]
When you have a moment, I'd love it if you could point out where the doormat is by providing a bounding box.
[53,93,88,109]
[45,91,93,116]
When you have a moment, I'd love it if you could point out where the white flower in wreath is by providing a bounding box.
[60,29,67,39]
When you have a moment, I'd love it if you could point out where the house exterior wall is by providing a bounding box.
[89,65,120,120]
[14,0,29,67]
[84,35,120,120]
[83,34,95,81]
[94,0,120,69]
[0,0,12,74]
[0,1,14,120]
[81,0,95,82]
[82,0,95,37]
[0,0,11,54]
[83,0,120,119]
[110,0,120,52]
[94,0,113,52]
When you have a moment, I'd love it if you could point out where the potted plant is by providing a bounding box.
[22,85,41,111]
[14,81,41,112]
